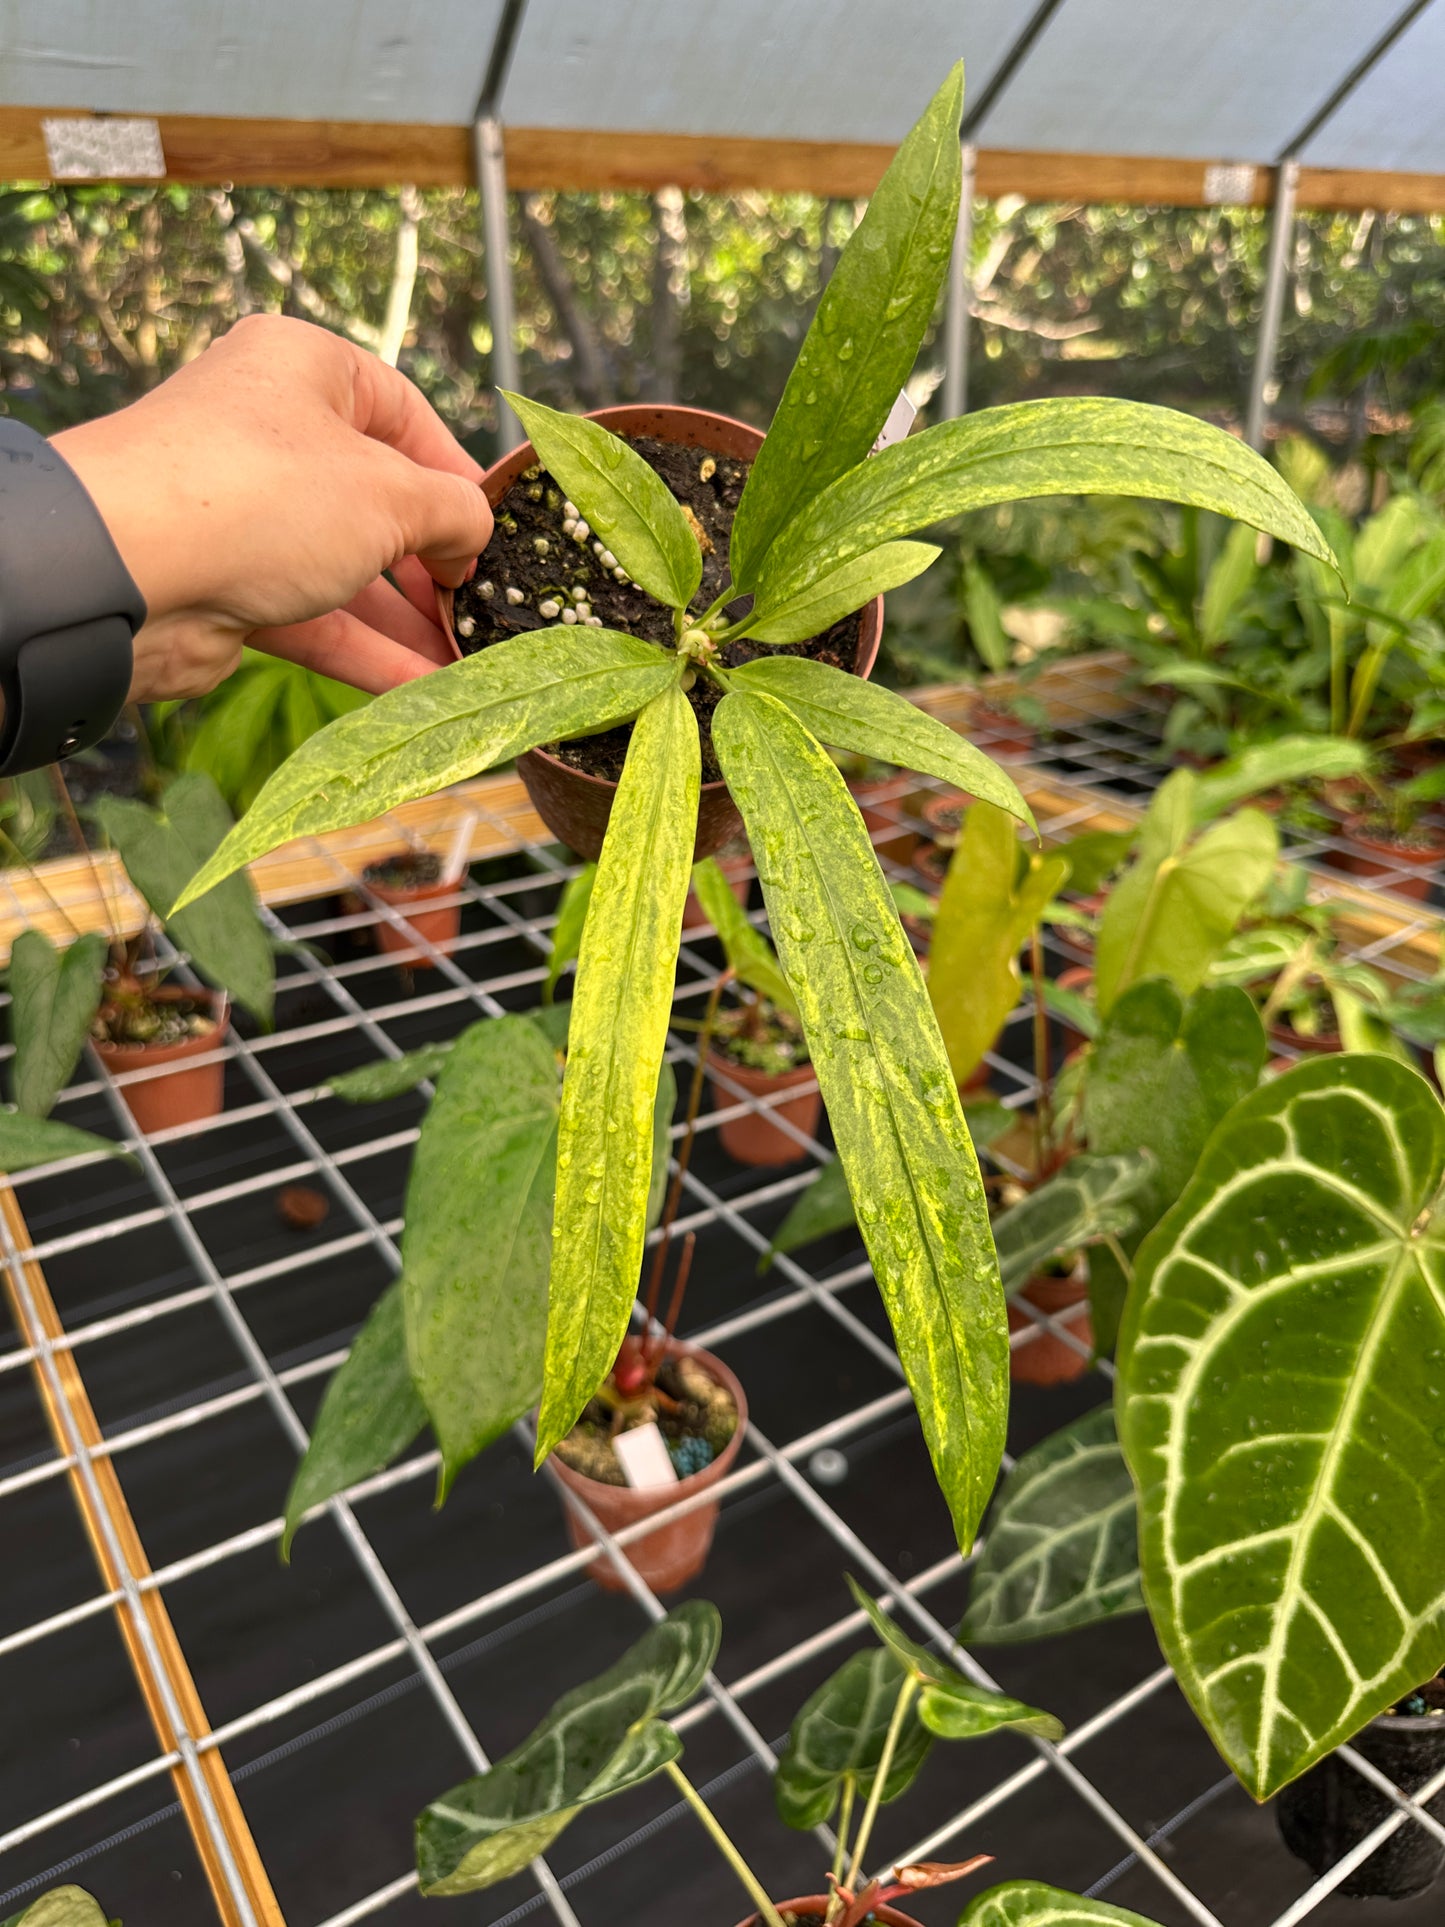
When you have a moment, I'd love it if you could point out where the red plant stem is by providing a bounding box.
[658,1230,696,1353]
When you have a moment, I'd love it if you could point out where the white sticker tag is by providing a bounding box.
[872,390,917,454]
[42,117,165,181]
[613,1422,678,1490]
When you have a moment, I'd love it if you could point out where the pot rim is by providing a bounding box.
[736,1897,926,1927]
[705,1045,816,1089]
[93,984,229,1056]
[546,1337,747,1500]
[1341,812,1445,859]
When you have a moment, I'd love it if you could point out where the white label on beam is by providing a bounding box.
[1203,163,1258,206]
[42,117,165,181]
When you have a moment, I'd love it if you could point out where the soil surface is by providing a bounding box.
[714,998,810,1076]
[553,1351,737,1487]
[450,434,862,783]
[362,850,442,889]
[92,994,216,1049]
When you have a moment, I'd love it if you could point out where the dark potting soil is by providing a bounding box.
[450,434,862,783]
[553,1352,738,1487]
[1391,1670,1445,1718]
[362,850,442,890]
[92,994,216,1049]
[714,999,810,1077]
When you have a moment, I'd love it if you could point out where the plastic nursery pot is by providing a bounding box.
[1267,1018,1343,1061]
[706,1049,821,1167]
[437,405,883,863]
[1277,1696,1445,1899]
[736,1900,926,1927]
[361,852,461,966]
[92,988,229,1136]
[549,1340,747,1595]
[682,844,752,933]
[1335,815,1445,904]
[1008,1258,1093,1386]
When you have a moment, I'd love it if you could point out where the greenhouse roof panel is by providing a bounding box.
[1299,0,1445,171]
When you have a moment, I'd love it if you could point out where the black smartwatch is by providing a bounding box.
[0,420,146,775]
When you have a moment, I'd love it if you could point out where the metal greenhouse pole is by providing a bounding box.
[474,0,529,451]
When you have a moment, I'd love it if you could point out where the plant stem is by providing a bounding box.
[1029,931,1052,1180]
[665,1760,787,1927]
[845,1674,918,1891]
[827,1776,857,1911]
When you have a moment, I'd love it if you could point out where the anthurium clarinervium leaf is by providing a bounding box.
[1189,734,1372,824]
[536,681,698,1463]
[991,1153,1153,1293]
[2,1887,114,1927]
[282,1280,425,1560]
[171,630,677,909]
[846,1577,1063,1742]
[690,856,796,1015]
[1094,773,1278,1015]
[713,688,1007,1551]
[416,1600,721,1896]
[745,541,941,645]
[750,397,1338,620]
[961,1881,1166,1927]
[0,1111,132,1173]
[9,928,107,1117]
[774,1646,932,1830]
[962,1405,1144,1645]
[326,1042,456,1104]
[729,61,964,591]
[929,801,1069,1087]
[544,862,597,1003]
[729,657,1032,829]
[504,390,702,610]
[1117,1054,1445,1801]
[96,772,275,1026]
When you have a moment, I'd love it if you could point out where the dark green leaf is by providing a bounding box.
[1117,1054,1445,1801]
[0,1111,131,1172]
[1050,829,1135,898]
[536,682,698,1462]
[746,542,940,646]
[9,929,106,1117]
[962,557,1012,674]
[1190,736,1372,823]
[326,1043,454,1103]
[961,1881,1166,1927]
[729,62,964,590]
[962,1406,1143,1645]
[281,1281,426,1559]
[544,863,596,1003]
[714,689,1007,1551]
[504,391,702,609]
[173,631,678,909]
[416,1601,720,1896]
[690,856,795,1015]
[993,1154,1153,1292]
[775,1647,932,1830]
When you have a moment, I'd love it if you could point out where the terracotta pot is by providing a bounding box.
[1268,1019,1342,1059]
[1008,1260,1092,1385]
[706,1049,821,1166]
[912,842,950,891]
[1052,964,1096,1059]
[363,859,461,966]
[682,847,751,932]
[437,405,883,862]
[1277,1699,1445,1899]
[972,701,1036,758]
[850,773,918,861]
[737,1900,925,1927]
[92,988,228,1135]
[1335,816,1445,903]
[922,791,973,840]
[549,1341,747,1594]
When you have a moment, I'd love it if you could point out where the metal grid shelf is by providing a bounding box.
[2,668,1442,1927]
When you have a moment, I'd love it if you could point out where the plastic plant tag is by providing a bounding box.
[872,391,917,454]
[613,1421,679,1489]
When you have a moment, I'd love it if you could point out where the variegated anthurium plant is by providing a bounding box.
[413,1583,1167,1927]
[173,62,1333,1556]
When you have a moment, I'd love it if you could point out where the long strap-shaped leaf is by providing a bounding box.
[752,398,1338,614]
[1117,1053,1445,1800]
[172,629,678,909]
[712,688,1008,1550]
[535,679,698,1462]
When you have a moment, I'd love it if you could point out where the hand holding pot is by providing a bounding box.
[54,314,493,701]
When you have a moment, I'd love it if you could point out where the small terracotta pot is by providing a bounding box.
[913,842,950,891]
[92,988,228,1136]
[1268,1019,1342,1059]
[737,1899,926,1927]
[1335,816,1445,903]
[549,1341,747,1594]
[1277,1699,1445,1900]
[1008,1260,1092,1385]
[850,773,918,861]
[1052,964,1096,1059]
[363,859,461,966]
[707,1050,821,1166]
[682,847,751,932]
[922,791,973,839]
[437,405,883,863]
[972,701,1035,758]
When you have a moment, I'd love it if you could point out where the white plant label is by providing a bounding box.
[872,390,917,453]
[613,1421,678,1489]
[42,117,165,181]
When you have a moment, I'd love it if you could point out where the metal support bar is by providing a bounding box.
[475,113,522,452]
[941,142,977,421]
[1245,158,1299,452]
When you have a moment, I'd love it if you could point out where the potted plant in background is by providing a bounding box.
[1334,765,1445,900]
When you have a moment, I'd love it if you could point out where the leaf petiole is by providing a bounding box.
[827,1774,857,1916]
[845,1673,919,1889]
[665,1759,787,1927]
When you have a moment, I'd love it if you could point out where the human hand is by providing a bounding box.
[53,314,493,701]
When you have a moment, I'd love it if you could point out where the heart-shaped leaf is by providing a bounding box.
[992,1154,1153,1293]
[416,1600,720,1896]
[961,1880,1166,1927]
[1117,1054,1445,1800]
[9,928,107,1117]
[962,1405,1143,1645]
[775,1646,932,1830]
[0,1111,131,1173]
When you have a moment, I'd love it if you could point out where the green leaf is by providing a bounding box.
[962,557,1012,674]
[544,863,596,1003]
[846,1578,1063,1743]
[1036,975,1099,1044]
[9,929,107,1117]
[714,689,1007,1552]
[281,1281,426,1559]
[172,631,678,910]
[504,391,702,609]
[729,657,1033,829]
[729,61,964,590]
[96,773,275,1026]
[1051,829,1135,898]
[691,856,796,1015]
[404,1017,561,1499]
[1190,735,1372,823]
[747,541,940,646]
[961,1406,1143,1645]
[326,1043,455,1103]
[992,1154,1153,1292]
[536,682,698,1463]
[929,802,1069,1085]
[416,1601,720,1895]
[1095,773,1277,1015]
[2,1888,113,1927]
[774,1646,932,1830]
[1117,1054,1445,1801]
[0,1111,132,1172]
[961,1880,1166,1927]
